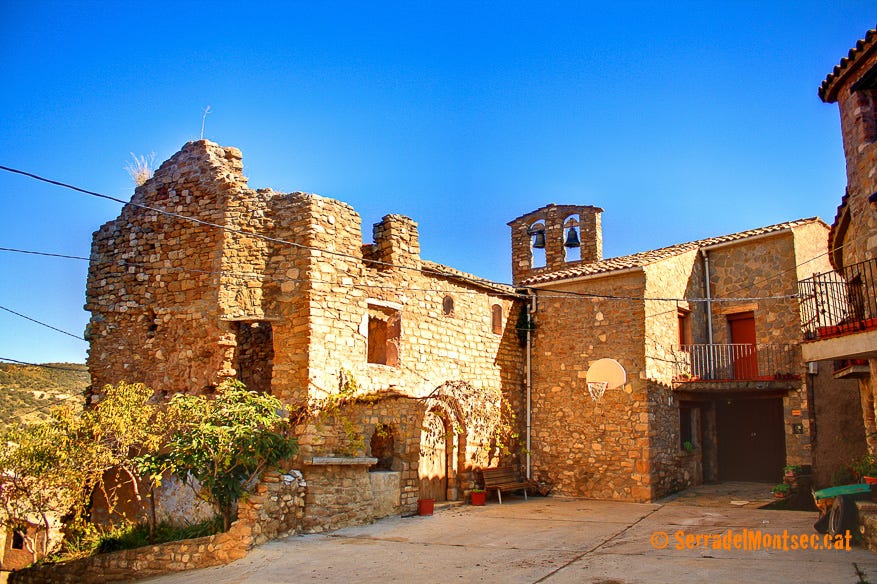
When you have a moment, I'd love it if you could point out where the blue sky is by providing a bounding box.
[0,1,874,364]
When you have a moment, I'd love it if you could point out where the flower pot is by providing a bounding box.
[418,498,435,516]
[774,492,787,499]
[471,491,486,506]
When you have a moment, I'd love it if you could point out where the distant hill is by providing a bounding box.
[0,362,89,430]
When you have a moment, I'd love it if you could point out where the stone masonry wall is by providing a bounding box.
[706,232,811,466]
[831,42,877,269]
[508,204,603,285]
[86,141,256,398]
[530,271,652,501]
[642,249,702,497]
[299,394,424,530]
[86,141,526,536]
[8,472,305,584]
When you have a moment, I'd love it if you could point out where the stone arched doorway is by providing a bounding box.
[419,408,450,501]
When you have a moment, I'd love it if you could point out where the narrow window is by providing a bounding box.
[367,304,401,367]
[491,304,503,335]
[677,309,691,348]
[11,529,25,550]
[442,295,454,316]
[679,405,693,450]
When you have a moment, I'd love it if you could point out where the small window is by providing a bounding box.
[11,529,25,550]
[677,309,691,347]
[369,423,396,472]
[367,304,401,367]
[491,304,503,335]
[679,405,693,450]
[442,295,454,316]
[852,87,877,143]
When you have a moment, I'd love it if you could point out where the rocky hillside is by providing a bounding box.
[0,362,89,430]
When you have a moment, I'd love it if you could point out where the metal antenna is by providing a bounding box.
[200,106,212,140]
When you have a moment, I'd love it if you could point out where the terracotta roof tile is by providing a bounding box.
[520,218,823,286]
[421,260,518,295]
[819,28,877,102]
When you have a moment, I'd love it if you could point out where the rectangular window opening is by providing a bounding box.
[367,304,400,366]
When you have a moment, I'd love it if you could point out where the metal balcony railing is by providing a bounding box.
[798,257,877,341]
[674,343,801,382]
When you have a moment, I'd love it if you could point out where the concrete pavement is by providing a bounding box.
[143,485,877,584]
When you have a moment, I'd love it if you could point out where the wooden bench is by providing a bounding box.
[481,466,534,504]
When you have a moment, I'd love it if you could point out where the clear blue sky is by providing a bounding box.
[0,1,874,364]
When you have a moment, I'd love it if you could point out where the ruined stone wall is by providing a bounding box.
[529,271,652,501]
[86,141,255,398]
[86,141,526,532]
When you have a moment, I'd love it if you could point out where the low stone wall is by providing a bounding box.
[8,471,306,584]
[302,457,381,533]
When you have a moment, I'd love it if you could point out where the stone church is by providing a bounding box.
[83,137,860,533]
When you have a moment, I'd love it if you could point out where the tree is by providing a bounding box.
[0,382,168,557]
[0,408,93,558]
[81,382,168,535]
[138,380,297,531]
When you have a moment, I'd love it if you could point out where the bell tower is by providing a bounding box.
[507,204,603,285]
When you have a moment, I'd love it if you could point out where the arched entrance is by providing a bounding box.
[419,408,449,501]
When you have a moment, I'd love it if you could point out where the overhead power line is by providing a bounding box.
[0,165,853,305]
[0,304,85,341]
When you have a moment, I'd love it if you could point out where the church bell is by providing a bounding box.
[564,227,580,248]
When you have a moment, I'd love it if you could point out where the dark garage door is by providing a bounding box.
[716,397,785,482]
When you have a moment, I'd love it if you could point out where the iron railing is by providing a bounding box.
[798,257,877,341]
[674,343,801,382]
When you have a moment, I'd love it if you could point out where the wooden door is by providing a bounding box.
[728,312,757,379]
[716,397,785,482]
[419,410,448,501]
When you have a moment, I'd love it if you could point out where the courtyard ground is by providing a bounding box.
[120,483,877,583]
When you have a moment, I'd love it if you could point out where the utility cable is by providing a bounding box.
[0,305,85,341]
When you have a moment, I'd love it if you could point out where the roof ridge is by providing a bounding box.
[520,217,822,285]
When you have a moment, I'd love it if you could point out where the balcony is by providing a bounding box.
[798,257,877,362]
[799,257,877,340]
[674,343,801,383]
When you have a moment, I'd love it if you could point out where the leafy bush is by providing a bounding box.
[138,380,297,530]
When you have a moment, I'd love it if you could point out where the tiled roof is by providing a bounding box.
[421,260,518,295]
[520,218,823,286]
[819,28,877,102]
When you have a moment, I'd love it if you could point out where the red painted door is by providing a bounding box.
[728,312,757,380]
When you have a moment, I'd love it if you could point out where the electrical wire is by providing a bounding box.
[0,305,85,341]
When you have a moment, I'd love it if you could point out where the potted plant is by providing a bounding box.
[783,464,803,478]
[852,454,877,484]
[682,441,695,453]
[470,488,486,506]
[772,483,790,499]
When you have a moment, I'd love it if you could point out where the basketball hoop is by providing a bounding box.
[584,358,626,406]
[587,381,608,402]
